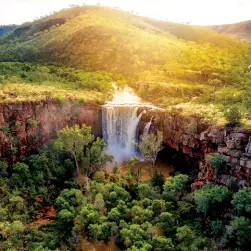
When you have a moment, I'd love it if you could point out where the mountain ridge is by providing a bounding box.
[0,5,243,75]
[0,25,18,36]
[208,20,251,41]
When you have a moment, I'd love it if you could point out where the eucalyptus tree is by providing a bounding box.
[54,124,94,176]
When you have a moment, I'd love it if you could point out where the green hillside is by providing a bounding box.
[0,6,251,124]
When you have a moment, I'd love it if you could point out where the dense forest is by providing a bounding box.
[1,124,251,251]
[0,6,251,124]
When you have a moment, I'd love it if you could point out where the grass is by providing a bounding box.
[0,83,104,103]
[0,62,123,103]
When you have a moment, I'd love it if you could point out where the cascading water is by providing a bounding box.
[102,85,158,162]
[143,116,153,135]
[102,105,144,162]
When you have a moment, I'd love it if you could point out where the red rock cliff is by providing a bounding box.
[0,100,102,160]
[140,110,251,186]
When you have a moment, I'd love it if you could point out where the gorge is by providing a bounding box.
[1,4,251,250]
[1,92,251,186]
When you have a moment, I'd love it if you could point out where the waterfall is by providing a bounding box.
[102,105,144,162]
[143,116,153,135]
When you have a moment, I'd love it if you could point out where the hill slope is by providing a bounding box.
[208,20,251,41]
[0,6,244,75]
[0,6,251,124]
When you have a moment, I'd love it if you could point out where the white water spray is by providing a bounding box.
[102,85,158,162]
[143,116,153,135]
[102,106,145,162]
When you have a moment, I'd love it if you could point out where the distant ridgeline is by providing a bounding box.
[208,20,251,42]
[0,25,18,37]
[0,6,251,122]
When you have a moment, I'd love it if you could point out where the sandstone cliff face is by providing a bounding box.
[1,100,251,185]
[0,100,102,160]
[140,110,251,186]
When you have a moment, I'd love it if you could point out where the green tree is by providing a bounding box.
[0,220,25,239]
[0,161,8,173]
[55,189,84,215]
[9,162,31,189]
[227,217,251,249]
[105,184,131,209]
[126,243,152,251]
[94,171,106,183]
[152,236,174,251]
[211,219,224,238]
[12,162,31,180]
[137,132,163,173]
[85,137,113,178]
[157,212,174,235]
[94,193,105,212]
[107,208,121,223]
[126,156,141,182]
[193,185,230,217]
[54,124,94,176]
[176,225,206,251]
[88,222,112,241]
[120,223,153,249]
[74,204,100,233]
[138,183,152,200]
[232,187,251,215]
[152,200,166,216]
[163,174,189,202]
[57,209,74,233]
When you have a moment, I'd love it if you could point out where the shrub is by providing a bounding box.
[206,154,227,170]
[224,107,242,126]
[0,161,8,170]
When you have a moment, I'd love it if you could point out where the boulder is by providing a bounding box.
[227,149,242,158]
[246,160,251,169]
[225,133,249,150]
[208,129,225,144]
[240,158,247,167]
[218,146,230,155]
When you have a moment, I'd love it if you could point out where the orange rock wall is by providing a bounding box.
[0,100,102,160]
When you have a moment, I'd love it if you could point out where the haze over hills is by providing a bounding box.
[0,25,18,36]
[0,5,251,122]
[208,20,251,41]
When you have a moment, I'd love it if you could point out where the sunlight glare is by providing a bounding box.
[106,85,143,105]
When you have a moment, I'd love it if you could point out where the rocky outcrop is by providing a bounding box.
[0,100,102,160]
[140,110,251,186]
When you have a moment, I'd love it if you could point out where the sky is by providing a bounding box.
[1,0,251,26]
